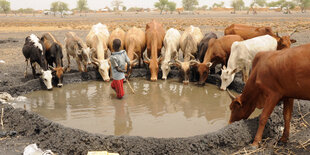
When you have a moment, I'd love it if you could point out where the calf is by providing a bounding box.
[176,25,203,84]
[195,35,243,86]
[41,32,64,87]
[161,28,181,80]
[228,43,310,147]
[22,34,53,90]
[65,32,93,72]
[220,35,277,90]
[86,23,110,81]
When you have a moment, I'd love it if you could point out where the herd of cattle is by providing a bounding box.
[22,20,310,147]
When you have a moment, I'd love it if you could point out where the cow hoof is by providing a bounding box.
[47,88,53,91]
[277,140,287,146]
[57,84,63,87]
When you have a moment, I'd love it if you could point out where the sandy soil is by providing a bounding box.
[0,12,310,154]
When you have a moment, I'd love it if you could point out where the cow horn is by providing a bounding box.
[174,56,182,65]
[48,66,54,71]
[157,56,162,62]
[206,62,213,67]
[143,52,150,62]
[189,60,199,66]
[91,50,100,65]
[289,28,297,36]
[275,31,279,37]
[227,89,236,100]
[131,53,139,65]
[188,53,195,59]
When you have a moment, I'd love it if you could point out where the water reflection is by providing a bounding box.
[22,78,244,138]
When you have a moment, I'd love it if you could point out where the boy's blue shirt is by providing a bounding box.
[110,50,130,80]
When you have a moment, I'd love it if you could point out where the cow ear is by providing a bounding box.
[231,68,237,74]
[222,65,227,70]
[290,39,297,43]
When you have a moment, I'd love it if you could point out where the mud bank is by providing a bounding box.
[0,69,309,154]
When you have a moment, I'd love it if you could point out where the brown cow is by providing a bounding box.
[143,20,165,81]
[41,32,64,87]
[108,28,126,52]
[124,27,146,77]
[228,43,310,147]
[194,35,243,85]
[224,24,297,50]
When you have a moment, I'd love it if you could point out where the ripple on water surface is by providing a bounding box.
[20,78,252,138]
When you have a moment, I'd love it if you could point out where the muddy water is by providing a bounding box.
[21,78,258,138]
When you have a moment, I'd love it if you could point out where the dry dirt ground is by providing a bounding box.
[0,12,310,154]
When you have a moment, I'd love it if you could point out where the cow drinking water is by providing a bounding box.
[22,34,53,90]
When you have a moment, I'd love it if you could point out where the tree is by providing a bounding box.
[77,0,88,15]
[295,0,310,12]
[167,1,176,14]
[112,0,123,11]
[267,0,296,14]
[122,6,127,11]
[212,2,225,8]
[154,0,168,14]
[182,0,199,11]
[0,0,10,16]
[50,1,69,17]
[248,0,266,14]
[231,0,245,14]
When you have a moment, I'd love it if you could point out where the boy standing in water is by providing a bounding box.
[110,39,130,99]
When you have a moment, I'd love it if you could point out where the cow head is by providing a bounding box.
[161,60,174,80]
[144,52,161,81]
[78,46,93,65]
[174,55,199,84]
[220,66,237,90]
[40,69,53,90]
[227,90,254,124]
[50,66,64,87]
[276,29,297,50]
[197,62,213,86]
[91,51,110,82]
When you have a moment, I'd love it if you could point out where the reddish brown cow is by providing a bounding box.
[144,20,165,81]
[194,35,243,85]
[224,24,297,50]
[228,43,310,147]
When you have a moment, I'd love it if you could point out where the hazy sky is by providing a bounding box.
[9,0,276,10]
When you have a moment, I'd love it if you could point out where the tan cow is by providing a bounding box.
[65,32,93,72]
[108,28,126,52]
[124,27,146,77]
[86,23,110,81]
[175,25,203,84]
[143,20,165,81]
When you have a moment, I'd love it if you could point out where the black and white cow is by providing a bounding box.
[22,34,53,90]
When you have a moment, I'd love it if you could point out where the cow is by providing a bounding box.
[65,32,93,73]
[108,28,126,52]
[124,27,146,77]
[22,34,53,90]
[197,32,218,62]
[143,20,165,81]
[175,25,203,84]
[224,24,297,50]
[86,23,110,81]
[220,35,278,90]
[228,43,310,148]
[41,32,64,87]
[161,28,181,80]
[194,35,243,86]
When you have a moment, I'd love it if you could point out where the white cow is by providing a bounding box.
[220,35,277,90]
[86,23,110,81]
[161,28,181,80]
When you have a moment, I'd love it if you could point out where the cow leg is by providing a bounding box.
[24,59,29,78]
[66,54,71,72]
[279,98,294,143]
[75,57,83,72]
[31,62,36,79]
[84,63,88,72]
[252,95,280,147]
